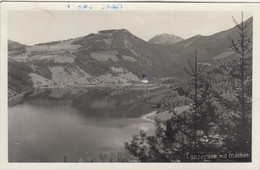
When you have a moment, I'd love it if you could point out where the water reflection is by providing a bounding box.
[9,103,155,162]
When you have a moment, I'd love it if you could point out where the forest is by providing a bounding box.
[124,14,252,162]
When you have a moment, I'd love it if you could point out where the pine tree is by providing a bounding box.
[214,13,252,158]
[125,51,221,162]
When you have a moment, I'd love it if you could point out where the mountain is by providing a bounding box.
[8,17,252,97]
[8,29,181,96]
[168,17,252,64]
[8,40,27,57]
[8,40,26,51]
[148,33,184,45]
[71,29,182,78]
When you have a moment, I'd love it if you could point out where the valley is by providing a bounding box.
[7,16,253,162]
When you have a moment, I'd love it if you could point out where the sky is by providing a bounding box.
[8,10,252,46]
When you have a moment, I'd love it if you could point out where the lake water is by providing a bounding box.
[8,103,155,162]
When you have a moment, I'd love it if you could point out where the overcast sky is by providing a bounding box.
[8,11,252,46]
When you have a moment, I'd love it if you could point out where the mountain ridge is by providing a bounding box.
[8,17,253,97]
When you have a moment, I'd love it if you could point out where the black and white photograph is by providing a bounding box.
[3,2,258,165]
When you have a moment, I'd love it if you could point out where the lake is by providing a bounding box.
[8,103,155,162]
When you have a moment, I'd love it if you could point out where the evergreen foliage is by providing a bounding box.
[125,13,252,162]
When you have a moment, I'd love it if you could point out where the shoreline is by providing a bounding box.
[140,110,157,121]
[140,105,191,122]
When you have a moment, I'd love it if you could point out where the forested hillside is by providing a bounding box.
[125,15,252,162]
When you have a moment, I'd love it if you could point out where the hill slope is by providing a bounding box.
[168,17,252,64]
[8,17,252,96]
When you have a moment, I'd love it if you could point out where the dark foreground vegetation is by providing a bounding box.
[8,14,252,163]
[124,14,252,162]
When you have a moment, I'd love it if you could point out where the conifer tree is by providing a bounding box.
[214,13,252,157]
[125,51,220,162]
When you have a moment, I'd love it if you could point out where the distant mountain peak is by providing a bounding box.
[74,28,146,50]
[148,33,184,45]
[160,33,179,37]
